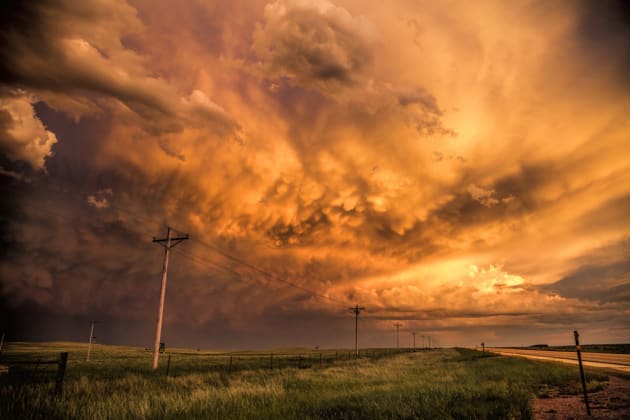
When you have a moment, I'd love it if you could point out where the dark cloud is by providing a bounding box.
[575,0,630,85]
[397,87,439,112]
[542,239,630,303]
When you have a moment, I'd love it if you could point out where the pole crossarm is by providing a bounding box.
[153,235,189,248]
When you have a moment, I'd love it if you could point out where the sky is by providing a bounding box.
[0,0,629,350]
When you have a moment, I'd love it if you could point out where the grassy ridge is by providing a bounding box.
[0,342,607,419]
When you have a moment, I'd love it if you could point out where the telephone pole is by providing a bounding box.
[349,304,365,357]
[394,322,402,350]
[152,227,188,370]
[86,320,96,362]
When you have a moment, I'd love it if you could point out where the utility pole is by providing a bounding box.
[152,226,188,370]
[394,322,402,350]
[86,321,96,362]
[411,331,416,352]
[349,304,365,357]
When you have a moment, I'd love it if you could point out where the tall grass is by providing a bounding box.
[0,343,607,419]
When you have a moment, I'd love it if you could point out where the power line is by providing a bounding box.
[173,245,345,306]
[189,238,346,305]
[171,248,243,280]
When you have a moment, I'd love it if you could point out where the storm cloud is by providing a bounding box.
[0,0,629,349]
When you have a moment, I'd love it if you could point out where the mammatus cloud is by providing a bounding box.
[467,184,514,208]
[253,0,377,90]
[87,188,113,210]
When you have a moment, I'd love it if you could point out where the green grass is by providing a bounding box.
[0,342,608,419]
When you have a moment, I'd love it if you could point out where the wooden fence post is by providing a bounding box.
[270,353,273,370]
[166,355,171,377]
[55,352,68,396]
[228,355,233,373]
[574,331,591,416]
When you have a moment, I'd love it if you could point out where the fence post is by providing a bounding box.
[320,353,322,367]
[166,355,171,377]
[270,353,273,370]
[55,352,68,396]
[228,355,233,373]
[574,331,591,416]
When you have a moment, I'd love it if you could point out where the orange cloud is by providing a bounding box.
[1,0,628,347]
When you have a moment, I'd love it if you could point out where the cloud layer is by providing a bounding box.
[0,0,629,348]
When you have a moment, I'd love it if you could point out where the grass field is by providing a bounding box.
[0,342,608,419]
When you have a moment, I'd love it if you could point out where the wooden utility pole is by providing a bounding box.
[152,227,188,370]
[86,321,96,362]
[349,304,365,357]
[574,330,591,416]
[394,322,402,350]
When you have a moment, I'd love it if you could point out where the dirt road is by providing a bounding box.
[489,348,630,373]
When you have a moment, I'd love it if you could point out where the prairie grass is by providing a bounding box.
[0,342,607,419]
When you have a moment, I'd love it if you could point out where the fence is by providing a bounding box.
[0,352,68,395]
[158,347,420,377]
[0,346,426,386]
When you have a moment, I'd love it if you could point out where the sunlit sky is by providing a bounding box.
[1,0,629,349]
